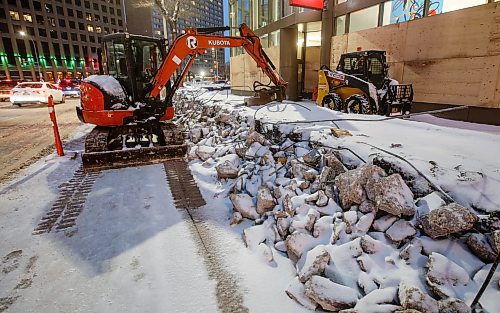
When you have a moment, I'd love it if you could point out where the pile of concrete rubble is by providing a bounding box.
[174,93,499,312]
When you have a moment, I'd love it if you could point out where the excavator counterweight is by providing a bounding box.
[77,24,287,168]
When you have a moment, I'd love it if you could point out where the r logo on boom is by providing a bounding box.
[186,36,198,49]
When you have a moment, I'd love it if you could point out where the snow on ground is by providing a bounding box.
[177,87,500,312]
[0,144,219,312]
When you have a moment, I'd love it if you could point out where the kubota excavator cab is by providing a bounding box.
[77,33,174,126]
[100,33,167,103]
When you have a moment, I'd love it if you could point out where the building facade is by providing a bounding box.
[229,0,500,124]
[0,0,126,82]
[125,0,226,80]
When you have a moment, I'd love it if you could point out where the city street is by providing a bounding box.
[0,98,81,183]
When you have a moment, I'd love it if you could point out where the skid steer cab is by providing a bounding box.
[317,50,413,116]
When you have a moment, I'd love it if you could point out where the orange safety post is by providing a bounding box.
[47,96,64,156]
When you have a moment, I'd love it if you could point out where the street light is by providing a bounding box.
[19,31,42,81]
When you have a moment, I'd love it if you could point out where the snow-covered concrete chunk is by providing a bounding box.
[334,164,386,208]
[465,233,496,263]
[196,145,216,161]
[398,282,438,313]
[366,174,416,217]
[285,232,317,263]
[256,186,275,215]
[285,277,318,310]
[230,193,259,220]
[298,245,331,283]
[305,276,358,312]
[425,252,470,298]
[385,220,416,243]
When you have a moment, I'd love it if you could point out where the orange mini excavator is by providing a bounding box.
[77,24,287,168]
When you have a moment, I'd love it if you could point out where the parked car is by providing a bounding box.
[59,79,81,98]
[10,82,65,106]
[0,80,24,101]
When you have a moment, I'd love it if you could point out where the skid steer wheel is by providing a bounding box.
[346,94,371,114]
[321,93,344,112]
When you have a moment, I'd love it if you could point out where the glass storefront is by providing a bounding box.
[349,5,379,33]
[335,0,492,35]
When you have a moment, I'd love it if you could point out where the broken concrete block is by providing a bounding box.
[398,282,438,313]
[190,127,203,143]
[324,153,346,177]
[285,232,317,263]
[426,252,470,298]
[358,200,376,214]
[437,298,471,313]
[216,160,240,179]
[195,145,216,161]
[246,130,266,146]
[305,208,320,232]
[373,215,398,232]
[491,230,500,253]
[303,149,321,167]
[303,169,318,182]
[229,212,243,226]
[360,235,385,254]
[366,174,416,217]
[298,245,331,283]
[316,190,329,207]
[285,277,318,310]
[334,164,386,208]
[242,224,266,249]
[230,193,259,220]
[319,166,338,184]
[305,276,358,312]
[256,186,275,215]
[421,203,478,239]
[465,233,497,263]
[385,220,416,243]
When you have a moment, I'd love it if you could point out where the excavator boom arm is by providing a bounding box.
[148,24,287,99]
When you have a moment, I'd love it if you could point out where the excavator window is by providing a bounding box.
[131,39,163,82]
[105,41,128,79]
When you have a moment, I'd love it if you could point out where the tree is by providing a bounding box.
[135,0,196,41]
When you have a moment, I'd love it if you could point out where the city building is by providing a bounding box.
[229,0,500,124]
[0,0,126,82]
[125,0,226,80]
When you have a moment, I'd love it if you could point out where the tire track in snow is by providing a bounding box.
[182,208,249,313]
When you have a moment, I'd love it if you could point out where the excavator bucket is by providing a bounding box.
[245,85,286,106]
[81,123,187,169]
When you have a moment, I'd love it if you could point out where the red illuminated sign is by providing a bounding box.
[289,0,325,10]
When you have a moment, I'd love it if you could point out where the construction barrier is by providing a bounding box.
[47,96,64,156]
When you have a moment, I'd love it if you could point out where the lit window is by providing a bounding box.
[349,5,379,33]
[95,26,102,33]
[10,10,20,21]
[23,13,33,22]
[439,0,488,14]
[87,25,94,32]
[86,13,92,21]
[335,15,346,35]
[382,1,393,25]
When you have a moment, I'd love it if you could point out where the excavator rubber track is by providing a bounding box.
[82,123,187,169]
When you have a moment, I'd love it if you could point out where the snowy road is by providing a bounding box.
[0,133,309,313]
[0,99,81,183]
